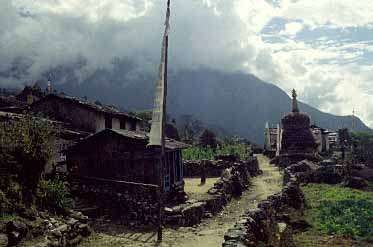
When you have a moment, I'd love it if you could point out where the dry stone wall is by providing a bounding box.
[222,164,305,247]
[71,177,159,225]
[165,157,261,227]
[69,157,261,227]
[0,210,91,247]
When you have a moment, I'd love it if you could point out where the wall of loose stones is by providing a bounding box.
[183,157,261,178]
[69,156,261,227]
[0,210,91,247]
[222,164,304,247]
[71,177,159,224]
[165,157,261,227]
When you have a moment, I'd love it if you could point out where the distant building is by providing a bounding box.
[310,125,330,153]
[327,131,338,148]
[66,128,189,194]
[264,122,282,157]
[31,94,144,133]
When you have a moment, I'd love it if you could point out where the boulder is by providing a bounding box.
[319,159,336,167]
[0,234,8,247]
[180,202,207,226]
[77,224,91,237]
[6,220,28,245]
[341,176,368,189]
[273,222,296,247]
[311,166,343,184]
[215,154,238,162]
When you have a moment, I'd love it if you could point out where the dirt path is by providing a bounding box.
[184,177,219,201]
[78,155,283,247]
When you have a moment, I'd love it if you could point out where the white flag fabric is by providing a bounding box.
[148,1,170,148]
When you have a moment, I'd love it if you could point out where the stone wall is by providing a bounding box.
[69,157,261,227]
[71,176,159,224]
[0,210,91,247]
[184,156,261,178]
[222,165,305,247]
[284,159,369,189]
[165,157,261,227]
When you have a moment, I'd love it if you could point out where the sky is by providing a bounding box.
[1,0,373,126]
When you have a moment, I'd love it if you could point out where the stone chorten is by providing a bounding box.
[280,89,316,154]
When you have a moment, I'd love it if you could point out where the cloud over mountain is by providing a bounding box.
[1,0,373,127]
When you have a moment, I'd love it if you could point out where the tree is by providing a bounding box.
[351,132,373,168]
[94,100,102,106]
[338,128,351,161]
[178,114,204,144]
[199,129,217,149]
[0,116,56,206]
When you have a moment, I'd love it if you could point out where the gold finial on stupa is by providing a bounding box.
[292,89,299,113]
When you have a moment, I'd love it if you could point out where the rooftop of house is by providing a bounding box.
[31,93,142,121]
[0,111,90,138]
[68,128,190,152]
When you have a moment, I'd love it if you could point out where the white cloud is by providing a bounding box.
[2,0,373,128]
[280,0,373,28]
[280,22,303,37]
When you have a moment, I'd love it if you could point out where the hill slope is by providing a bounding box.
[58,68,370,144]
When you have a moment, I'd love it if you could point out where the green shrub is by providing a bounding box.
[182,143,249,161]
[302,184,373,238]
[317,199,373,236]
[0,116,56,206]
[36,178,72,214]
[0,190,10,215]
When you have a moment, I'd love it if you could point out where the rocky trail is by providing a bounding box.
[78,155,283,247]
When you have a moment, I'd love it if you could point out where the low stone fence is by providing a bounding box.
[0,210,91,247]
[284,159,369,189]
[222,165,305,247]
[184,157,261,178]
[69,157,261,227]
[165,157,261,227]
[71,176,159,224]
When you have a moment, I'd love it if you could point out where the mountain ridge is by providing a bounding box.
[51,66,370,144]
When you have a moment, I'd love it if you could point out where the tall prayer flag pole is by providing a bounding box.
[148,0,171,241]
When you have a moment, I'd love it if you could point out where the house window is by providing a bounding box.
[130,121,136,131]
[175,151,182,182]
[120,119,126,129]
[164,153,171,192]
[105,116,112,129]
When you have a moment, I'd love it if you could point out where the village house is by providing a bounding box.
[264,122,281,157]
[310,125,330,153]
[30,94,144,134]
[66,128,189,195]
[0,110,89,170]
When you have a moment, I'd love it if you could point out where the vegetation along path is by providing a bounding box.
[78,154,283,247]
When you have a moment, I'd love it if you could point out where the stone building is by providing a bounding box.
[66,128,189,196]
[31,94,144,133]
[310,125,330,153]
[280,89,316,154]
[265,90,323,166]
[264,122,282,157]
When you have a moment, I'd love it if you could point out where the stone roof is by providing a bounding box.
[32,94,142,121]
[0,111,89,138]
[70,128,190,151]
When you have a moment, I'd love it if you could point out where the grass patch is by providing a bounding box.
[182,144,249,160]
[294,184,373,247]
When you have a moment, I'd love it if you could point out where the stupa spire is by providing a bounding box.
[292,89,299,113]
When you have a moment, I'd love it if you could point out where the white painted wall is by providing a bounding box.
[95,114,106,132]
[112,118,120,130]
